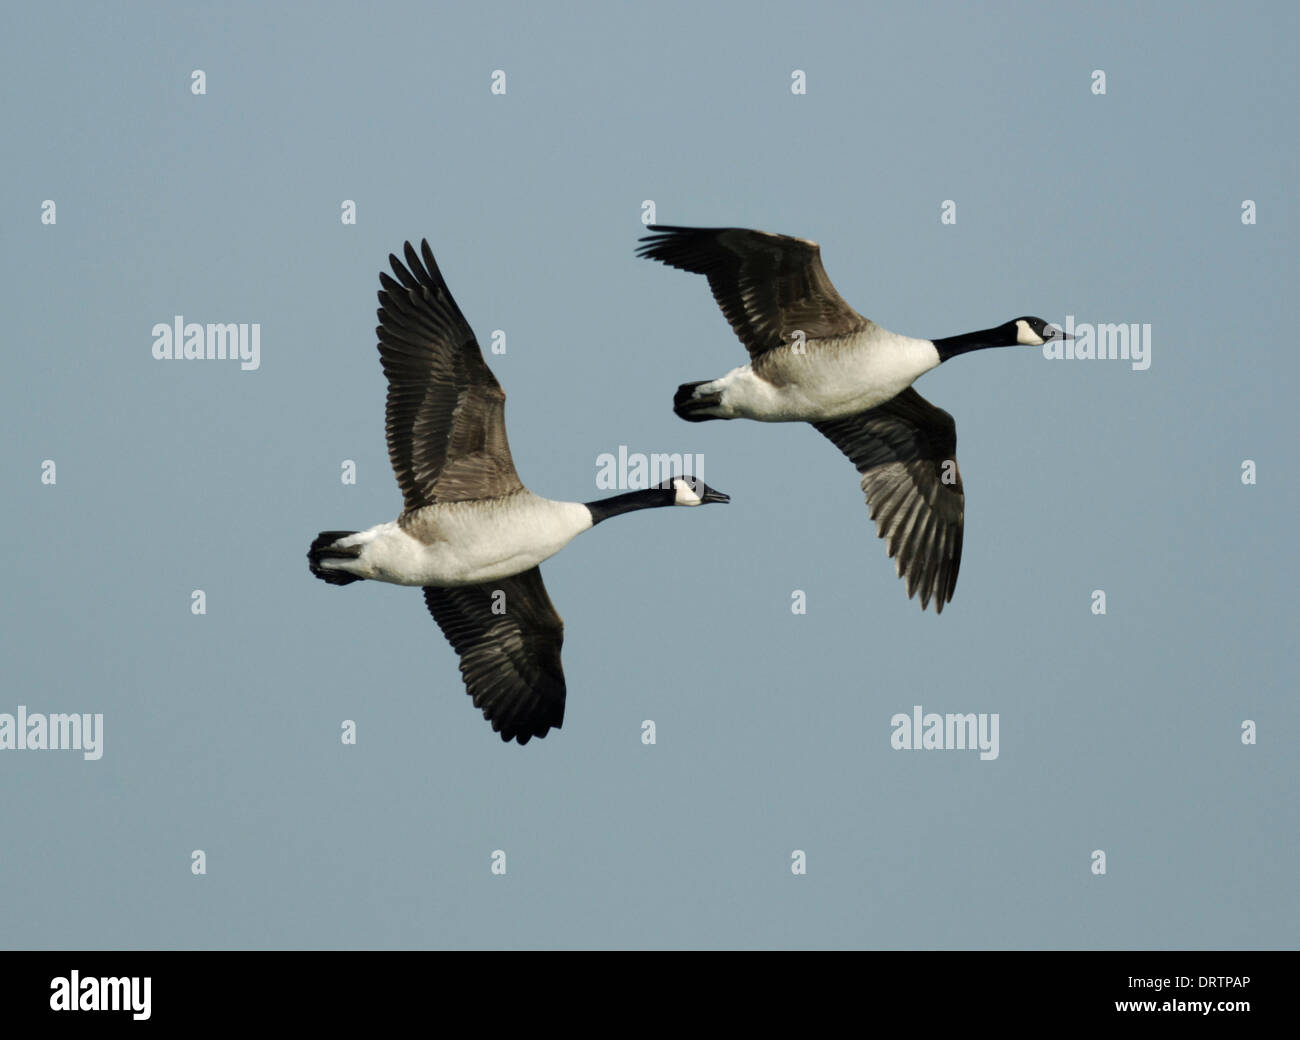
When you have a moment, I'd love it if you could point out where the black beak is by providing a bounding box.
[1050,327,1074,341]
[702,488,731,505]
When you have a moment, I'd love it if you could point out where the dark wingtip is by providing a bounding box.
[499,723,560,746]
[635,224,686,257]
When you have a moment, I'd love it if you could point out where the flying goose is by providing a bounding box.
[309,240,729,744]
[636,224,1069,613]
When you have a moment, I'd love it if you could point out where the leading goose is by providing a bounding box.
[637,224,1069,613]
[309,240,729,744]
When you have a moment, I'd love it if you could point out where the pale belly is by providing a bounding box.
[340,496,592,587]
[713,330,941,422]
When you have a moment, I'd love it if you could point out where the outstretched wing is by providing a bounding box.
[377,240,523,512]
[813,388,965,612]
[636,225,872,359]
[423,567,566,744]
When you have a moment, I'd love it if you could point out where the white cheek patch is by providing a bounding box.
[1015,320,1045,346]
[673,479,703,506]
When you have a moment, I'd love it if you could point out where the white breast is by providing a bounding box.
[712,327,941,422]
[344,495,593,587]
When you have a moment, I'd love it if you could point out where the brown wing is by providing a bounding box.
[376,240,524,512]
[636,225,872,359]
[813,388,965,613]
[423,567,566,745]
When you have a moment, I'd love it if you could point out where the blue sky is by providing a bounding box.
[1,0,1295,948]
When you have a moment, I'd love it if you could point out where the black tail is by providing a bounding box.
[673,381,724,422]
[308,531,364,586]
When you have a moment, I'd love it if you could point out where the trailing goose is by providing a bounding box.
[637,224,1069,613]
[309,240,729,744]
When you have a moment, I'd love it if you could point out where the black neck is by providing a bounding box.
[932,323,1016,363]
[585,488,675,526]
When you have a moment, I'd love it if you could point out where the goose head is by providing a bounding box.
[1009,316,1073,346]
[658,476,730,506]
[934,316,1074,362]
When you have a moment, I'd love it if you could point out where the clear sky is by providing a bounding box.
[2,0,1296,949]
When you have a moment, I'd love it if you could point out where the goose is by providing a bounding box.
[308,240,729,744]
[636,224,1070,613]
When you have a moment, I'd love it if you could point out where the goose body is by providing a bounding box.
[323,495,593,587]
[688,327,941,422]
[638,224,1067,613]
[309,240,728,743]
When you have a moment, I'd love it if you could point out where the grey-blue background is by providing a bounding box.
[3,0,1296,949]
